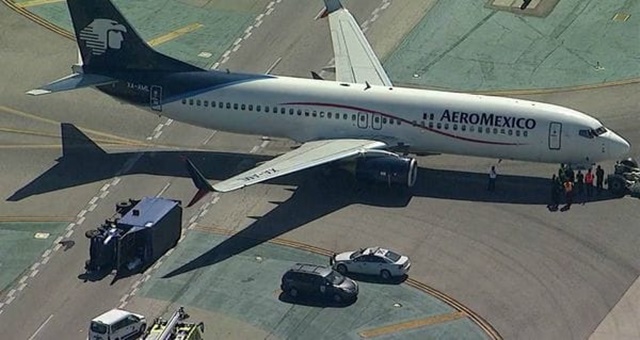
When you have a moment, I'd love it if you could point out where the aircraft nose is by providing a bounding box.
[608,132,631,159]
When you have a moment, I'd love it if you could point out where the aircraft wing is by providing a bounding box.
[323,0,393,87]
[185,139,386,205]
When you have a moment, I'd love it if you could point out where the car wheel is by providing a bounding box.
[289,287,298,297]
[139,323,146,335]
[333,294,343,303]
[336,264,348,274]
[380,269,391,280]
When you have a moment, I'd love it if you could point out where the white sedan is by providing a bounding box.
[330,247,411,280]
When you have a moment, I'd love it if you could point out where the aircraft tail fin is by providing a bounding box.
[65,0,201,74]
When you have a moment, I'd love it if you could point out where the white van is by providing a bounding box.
[89,309,146,340]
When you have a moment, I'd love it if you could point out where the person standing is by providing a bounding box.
[487,166,497,192]
[562,180,574,211]
[575,170,584,198]
[595,165,605,194]
[584,168,594,197]
[549,174,560,211]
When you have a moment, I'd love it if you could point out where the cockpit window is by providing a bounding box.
[579,126,607,139]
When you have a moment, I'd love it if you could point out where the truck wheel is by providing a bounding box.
[608,176,626,196]
[116,200,132,214]
[85,229,99,239]
[139,323,146,335]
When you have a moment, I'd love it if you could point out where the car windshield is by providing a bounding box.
[349,248,365,259]
[326,271,345,285]
[385,251,401,262]
[90,322,108,334]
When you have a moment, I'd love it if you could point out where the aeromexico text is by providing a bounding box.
[439,110,536,130]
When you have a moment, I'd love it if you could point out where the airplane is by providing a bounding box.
[29,0,630,206]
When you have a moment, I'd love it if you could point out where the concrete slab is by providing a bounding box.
[138,231,490,339]
[0,221,67,291]
[383,0,640,91]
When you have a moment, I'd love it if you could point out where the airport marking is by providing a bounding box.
[15,0,62,8]
[156,183,171,197]
[28,314,54,340]
[147,23,204,47]
[358,312,466,338]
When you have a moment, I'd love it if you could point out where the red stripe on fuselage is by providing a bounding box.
[280,102,525,146]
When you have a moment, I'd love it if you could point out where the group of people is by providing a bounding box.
[548,164,605,211]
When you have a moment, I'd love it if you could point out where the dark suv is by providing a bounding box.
[281,263,359,303]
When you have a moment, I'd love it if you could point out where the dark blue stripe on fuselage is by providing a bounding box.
[96,70,271,106]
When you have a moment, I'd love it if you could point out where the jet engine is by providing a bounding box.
[353,154,418,187]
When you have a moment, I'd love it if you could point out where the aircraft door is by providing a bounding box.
[357,112,368,129]
[371,113,382,130]
[549,122,561,150]
[150,85,163,112]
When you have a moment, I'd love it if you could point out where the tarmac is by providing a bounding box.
[0,0,638,339]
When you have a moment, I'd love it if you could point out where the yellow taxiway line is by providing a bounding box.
[358,312,466,338]
[148,23,204,47]
[15,0,63,8]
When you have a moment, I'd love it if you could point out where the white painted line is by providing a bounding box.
[30,263,40,271]
[255,20,263,28]
[119,294,129,303]
[53,244,62,252]
[233,38,242,46]
[166,248,175,257]
[41,256,50,265]
[250,145,260,153]
[131,280,141,289]
[89,196,98,204]
[65,223,75,231]
[243,31,252,40]
[64,229,73,238]
[153,124,163,133]
[232,44,241,52]
[255,14,264,21]
[222,50,231,58]
[54,236,63,244]
[100,184,110,192]
[212,196,220,204]
[188,222,197,230]
[88,203,97,212]
[28,314,54,340]
[260,140,269,148]
[188,215,198,224]
[7,289,16,297]
[220,56,229,64]
[265,57,281,74]
[210,62,220,70]
[30,269,39,278]
[266,8,274,15]
[267,1,275,9]
[118,302,127,309]
[156,183,171,197]
[17,283,27,291]
[5,295,15,305]
[41,249,52,258]
[77,216,86,225]
[166,119,174,126]
[244,26,254,34]
[77,210,86,218]
[112,177,121,186]
[202,131,217,145]
[0,303,4,309]
[19,276,28,284]
[153,131,163,139]
[198,209,209,218]
[202,202,211,210]
[143,274,151,282]
[153,261,163,270]
[100,191,109,199]
[130,287,139,296]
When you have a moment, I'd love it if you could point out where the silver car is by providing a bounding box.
[330,247,411,280]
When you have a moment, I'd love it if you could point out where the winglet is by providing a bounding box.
[318,0,343,19]
[184,158,215,207]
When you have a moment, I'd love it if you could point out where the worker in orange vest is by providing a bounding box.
[584,168,594,197]
[561,180,574,211]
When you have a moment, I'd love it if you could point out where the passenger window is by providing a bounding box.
[485,127,490,133]
[382,117,387,124]
[289,108,294,115]
[189,99,194,105]
[493,128,498,134]
[428,122,433,128]
[516,130,521,136]
[444,123,449,130]
[478,127,482,133]
[397,120,401,125]
[233,103,238,110]
[265,106,270,113]
[423,113,427,120]
[430,113,434,120]
[500,128,505,134]
[461,125,466,131]
[389,118,394,124]
[523,131,528,137]
[257,105,261,112]
[343,114,348,120]
[218,102,223,108]
[352,114,356,121]
[320,111,324,118]
[305,110,310,117]
[281,108,286,114]
[470,126,475,132]
[312,110,317,117]
[196,99,201,106]
[508,129,513,136]
[241,104,246,110]
[297,109,302,116]
[181,99,186,104]
[328,112,332,118]
[204,100,208,107]
[437,123,442,129]
[453,124,458,131]
[248,104,253,111]
[226,102,230,109]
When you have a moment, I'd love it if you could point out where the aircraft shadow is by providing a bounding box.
[8,124,623,277]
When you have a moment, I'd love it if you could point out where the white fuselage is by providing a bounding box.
[159,74,624,165]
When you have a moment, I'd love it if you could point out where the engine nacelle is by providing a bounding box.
[354,155,418,187]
